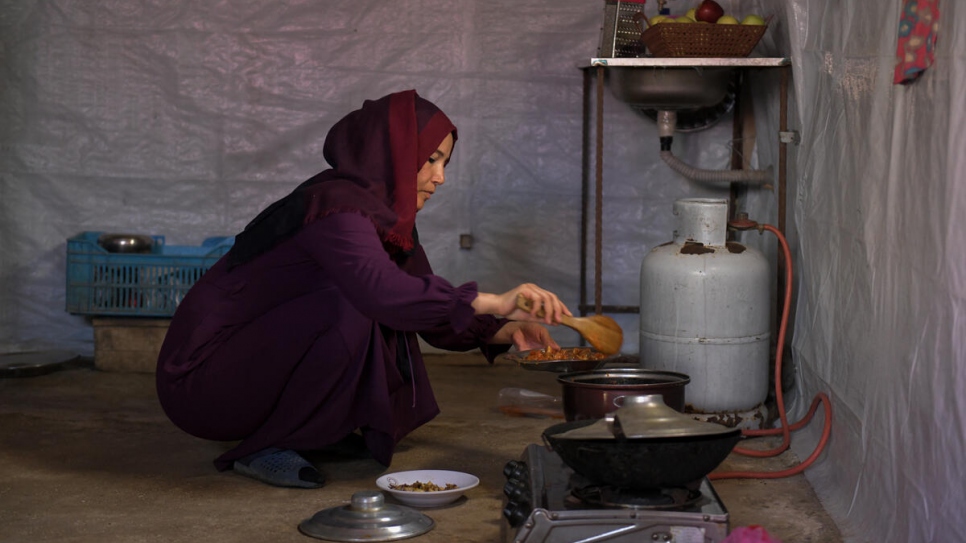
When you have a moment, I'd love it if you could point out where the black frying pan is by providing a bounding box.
[542,419,741,489]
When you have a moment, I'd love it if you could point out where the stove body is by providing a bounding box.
[501,444,729,543]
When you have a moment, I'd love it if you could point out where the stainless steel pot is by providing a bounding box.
[557,368,690,421]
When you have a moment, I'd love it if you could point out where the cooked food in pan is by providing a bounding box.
[523,347,607,362]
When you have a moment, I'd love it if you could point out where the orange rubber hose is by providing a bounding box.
[710,223,832,480]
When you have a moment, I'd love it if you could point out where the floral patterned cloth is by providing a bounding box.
[894,0,940,85]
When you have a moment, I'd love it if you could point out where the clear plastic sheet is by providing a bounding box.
[780,2,966,542]
[0,0,736,355]
[1,1,963,541]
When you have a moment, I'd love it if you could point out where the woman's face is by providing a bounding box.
[415,132,454,212]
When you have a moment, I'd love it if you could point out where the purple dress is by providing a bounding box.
[155,212,508,470]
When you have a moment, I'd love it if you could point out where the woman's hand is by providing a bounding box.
[489,322,560,351]
[472,283,572,325]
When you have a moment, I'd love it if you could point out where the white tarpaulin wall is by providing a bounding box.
[1,1,963,541]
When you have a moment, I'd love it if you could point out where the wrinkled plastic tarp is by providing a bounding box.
[784,1,966,542]
[0,0,739,354]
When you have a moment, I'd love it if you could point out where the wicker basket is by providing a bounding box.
[641,22,767,58]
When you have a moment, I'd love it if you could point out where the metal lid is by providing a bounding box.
[298,491,435,542]
[553,394,738,440]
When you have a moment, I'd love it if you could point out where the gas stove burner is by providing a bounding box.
[501,444,730,543]
[570,483,703,510]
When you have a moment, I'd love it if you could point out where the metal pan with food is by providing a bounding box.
[497,346,618,373]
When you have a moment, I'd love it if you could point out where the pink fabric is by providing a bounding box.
[723,526,782,543]
[894,0,940,85]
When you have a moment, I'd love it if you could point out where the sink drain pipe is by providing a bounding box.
[657,110,772,185]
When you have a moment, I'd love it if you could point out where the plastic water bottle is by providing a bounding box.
[497,388,564,419]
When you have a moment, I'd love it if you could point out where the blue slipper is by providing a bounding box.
[233,448,326,489]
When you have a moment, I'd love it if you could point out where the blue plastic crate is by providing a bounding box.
[66,231,235,317]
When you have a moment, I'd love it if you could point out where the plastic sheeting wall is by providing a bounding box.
[784,1,966,542]
[0,0,742,353]
[1,0,963,541]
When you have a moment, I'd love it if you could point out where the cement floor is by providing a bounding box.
[0,353,842,543]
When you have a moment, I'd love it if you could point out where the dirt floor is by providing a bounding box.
[0,352,842,543]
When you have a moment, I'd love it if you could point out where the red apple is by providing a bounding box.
[694,0,725,23]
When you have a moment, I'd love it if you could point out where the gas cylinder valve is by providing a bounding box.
[728,213,764,233]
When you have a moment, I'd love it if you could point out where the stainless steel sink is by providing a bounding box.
[606,66,735,109]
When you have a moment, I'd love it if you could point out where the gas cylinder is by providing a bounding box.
[639,198,770,416]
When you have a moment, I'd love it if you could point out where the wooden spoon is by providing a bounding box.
[515,294,624,355]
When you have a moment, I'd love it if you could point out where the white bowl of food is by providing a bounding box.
[375,470,479,508]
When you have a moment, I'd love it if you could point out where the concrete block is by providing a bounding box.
[92,318,170,373]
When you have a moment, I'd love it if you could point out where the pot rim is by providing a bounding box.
[556,368,691,387]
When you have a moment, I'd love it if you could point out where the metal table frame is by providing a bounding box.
[578,57,792,319]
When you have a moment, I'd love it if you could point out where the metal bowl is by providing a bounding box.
[97,233,155,254]
[607,66,735,109]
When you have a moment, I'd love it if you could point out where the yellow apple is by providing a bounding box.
[649,15,670,25]
[717,15,739,24]
[685,8,697,20]
[675,15,695,23]
[741,14,766,25]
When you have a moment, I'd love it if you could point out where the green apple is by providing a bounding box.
[741,14,766,25]
[685,8,697,20]
[717,15,739,24]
